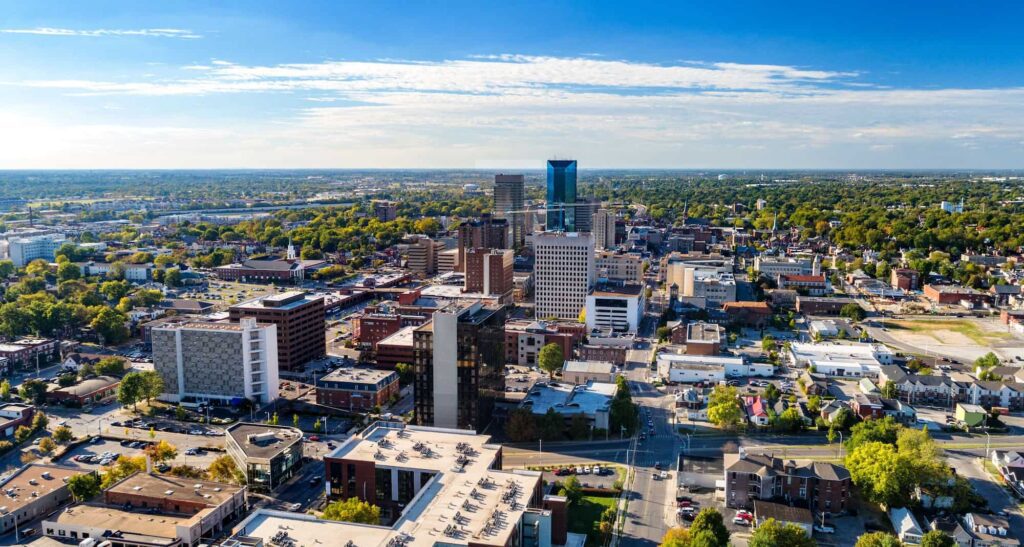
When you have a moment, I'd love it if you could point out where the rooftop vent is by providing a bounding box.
[164,490,174,495]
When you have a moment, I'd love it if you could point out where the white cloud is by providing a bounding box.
[4,54,1024,168]
[0,27,201,39]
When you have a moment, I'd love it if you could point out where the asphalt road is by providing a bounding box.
[946,450,1024,533]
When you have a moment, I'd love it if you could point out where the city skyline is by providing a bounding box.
[2,1,1024,169]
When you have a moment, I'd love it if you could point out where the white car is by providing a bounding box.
[732,517,750,525]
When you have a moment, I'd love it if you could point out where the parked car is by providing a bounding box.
[813,525,835,534]
[732,516,750,525]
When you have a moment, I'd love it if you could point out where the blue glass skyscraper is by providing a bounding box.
[546,159,577,231]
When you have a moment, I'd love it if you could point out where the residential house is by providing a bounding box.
[743,396,770,427]
[963,513,1019,547]
[878,365,967,409]
[851,393,885,420]
[965,381,1024,411]
[889,507,925,545]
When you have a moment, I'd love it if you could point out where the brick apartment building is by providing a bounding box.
[316,368,400,410]
[890,268,920,291]
[229,291,325,371]
[724,451,851,515]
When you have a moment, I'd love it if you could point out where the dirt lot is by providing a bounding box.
[880,316,1024,362]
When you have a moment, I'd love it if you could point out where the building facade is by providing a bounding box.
[546,160,578,231]
[533,231,595,320]
[152,319,279,405]
[316,368,400,410]
[228,291,325,372]
[494,174,526,248]
[463,248,514,303]
[413,302,506,432]
[225,423,304,492]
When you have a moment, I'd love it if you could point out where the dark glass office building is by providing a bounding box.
[546,159,577,232]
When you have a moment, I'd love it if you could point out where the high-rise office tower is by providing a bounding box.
[593,209,617,250]
[574,198,600,233]
[456,214,508,271]
[546,160,577,232]
[413,301,506,432]
[533,231,595,320]
[493,174,525,248]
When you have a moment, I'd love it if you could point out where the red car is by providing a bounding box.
[308,435,320,442]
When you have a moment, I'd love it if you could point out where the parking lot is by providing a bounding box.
[503,365,548,401]
[58,438,220,471]
[541,464,621,490]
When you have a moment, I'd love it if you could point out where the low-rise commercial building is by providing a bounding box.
[561,360,615,384]
[0,464,79,537]
[795,296,858,315]
[225,423,304,492]
[787,342,894,378]
[47,376,120,406]
[316,367,399,410]
[777,274,830,296]
[520,381,616,430]
[504,320,579,368]
[683,322,725,355]
[923,284,991,306]
[374,326,416,370]
[0,403,35,439]
[657,354,772,383]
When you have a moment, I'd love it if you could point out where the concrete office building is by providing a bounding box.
[753,255,820,277]
[574,198,600,233]
[546,160,578,231]
[494,174,526,248]
[680,269,737,308]
[585,282,645,333]
[593,208,617,250]
[404,235,444,275]
[595,250,643,283]
[413,301,506,432]
[152,319,279,405]
[533,231,595,320]
[225,423,304,492]
[7,234,65,267]
[228,291,325,372]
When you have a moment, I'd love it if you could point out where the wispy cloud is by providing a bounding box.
[5,54,1024,168]
[0,27,201,39]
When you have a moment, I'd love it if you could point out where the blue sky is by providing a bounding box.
[2,1,1024,169]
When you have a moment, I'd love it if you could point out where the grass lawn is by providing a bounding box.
[886,319,1010,345]
[568,495,617,544]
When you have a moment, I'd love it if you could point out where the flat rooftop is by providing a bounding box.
[46,504,197,545]
[657,354,744,367]
[686,322,721,343]
[323,423,541,547]
[0,464,81,515]
[789,342,892,364]
[591,283,644,297]
[226,423,303,460]
[319,367,397,385]
[107,472,244,507]
[233,510,393,547]
[378,325,416,348]
[521,381,616,416]
[562,360,614,375]
[232,291,323,311]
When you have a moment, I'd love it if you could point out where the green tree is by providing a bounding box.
[57,261,81,282]
[322,497,381,524]
[14,425,32,443]
[0,259,15,278]
[763,383,780,402]
[505,408,538,442]
[558,475,583,505]
[394,363,414,386]
[707,385,743,429]
[99,280,131,302]
[772,407,804,433]
[840,303,866,322]
[32,411,48,430]
[145,440,179,462]
[95,356,128,376]
[0,379,10,401]
[920,530,955,547]
[139,370,164,404]
[538,343,564,379]
[539,408,564,440]
[53,425,74,443]
[25,259,50,277]
[164,268,182,287]
[748,518,816,547]
[569,413,591,440]
[100,455,147,489]
[91,307,129,344]
[208,454,246,484]
[38,436,56,454]
[690,508,730,547]
[18,380,48,404]
[656,326,672,342]
[67,472,102,501]
[118,371,147,410]
[292,413,300,429]
[855,532,904,547]
[661,528,693,547]
[847,416,900,451]
[845,441,913,507]
[881,381,898,399]
[761,335,775,353]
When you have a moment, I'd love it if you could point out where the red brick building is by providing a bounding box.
[229,291,325,371]
[724,452,851,515]
[923,284,991,306]
[890,268,920,291]
[463,248,514,304]
[316,368,399,410]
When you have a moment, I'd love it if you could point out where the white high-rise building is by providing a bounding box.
[151,318,279,405]
[593,209,617,250]
[7,234,66,267]
[533,232,595,320]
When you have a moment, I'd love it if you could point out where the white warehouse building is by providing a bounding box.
[657,353,774,384]
[786,342,895,378]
